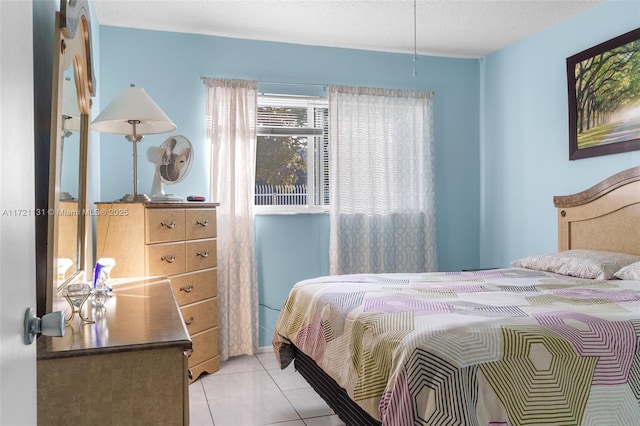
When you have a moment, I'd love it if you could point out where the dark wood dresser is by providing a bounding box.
[37,278,192,426]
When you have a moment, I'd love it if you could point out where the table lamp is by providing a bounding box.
[91,84,176,202]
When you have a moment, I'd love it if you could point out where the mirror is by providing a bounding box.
[57,72,81,282]
[46,0,95,312]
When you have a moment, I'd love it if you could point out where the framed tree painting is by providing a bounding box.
[567,28,640,160]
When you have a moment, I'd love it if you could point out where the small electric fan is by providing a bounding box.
[147,135,193,202]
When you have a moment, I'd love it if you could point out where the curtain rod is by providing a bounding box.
[200,76,326,88]
[199,76,436,95]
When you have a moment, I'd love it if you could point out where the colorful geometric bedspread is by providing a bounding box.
[272,269,640,425]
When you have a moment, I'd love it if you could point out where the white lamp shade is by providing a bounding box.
[91,86,176,135]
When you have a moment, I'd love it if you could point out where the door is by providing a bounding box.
[0,1,37,424]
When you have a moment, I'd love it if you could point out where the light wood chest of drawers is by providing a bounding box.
[96,202,220,381]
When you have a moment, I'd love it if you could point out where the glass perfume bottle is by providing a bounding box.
[92,281,109,307]
[91,262,109,308]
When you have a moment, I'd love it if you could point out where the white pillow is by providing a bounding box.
[614,261,640,280]
[512,249,640,280]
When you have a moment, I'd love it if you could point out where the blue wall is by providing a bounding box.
[480,0,640,268]
[98,27,480,346]
[256,214,330,344]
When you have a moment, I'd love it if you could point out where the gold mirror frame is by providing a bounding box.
[46,0,95,312]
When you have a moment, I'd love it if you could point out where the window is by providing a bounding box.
[255,95,329,212]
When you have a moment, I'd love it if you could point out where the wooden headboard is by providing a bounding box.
[554,166,640,256]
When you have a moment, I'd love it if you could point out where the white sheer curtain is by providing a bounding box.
[205,77,258,360]
[328,85,437,274]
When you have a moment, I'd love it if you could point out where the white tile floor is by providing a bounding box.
[189,353,347,426]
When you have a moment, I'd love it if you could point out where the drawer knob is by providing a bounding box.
[160,220,176,229]
[196,250,209,258]
[180,285,194,293]
[185,316,194,326]
[196,219,209,227]
[161,254,176,263]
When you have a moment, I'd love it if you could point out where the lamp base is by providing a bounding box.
[117,193,151,203]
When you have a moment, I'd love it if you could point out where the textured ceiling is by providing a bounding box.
[93,0,604,58]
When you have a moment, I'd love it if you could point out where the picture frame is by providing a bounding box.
[567,28,640,160]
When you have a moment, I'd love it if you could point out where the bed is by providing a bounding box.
[272,166,640,425]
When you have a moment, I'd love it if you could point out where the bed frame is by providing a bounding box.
[293,166,640,425]
[294,348,382,426]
